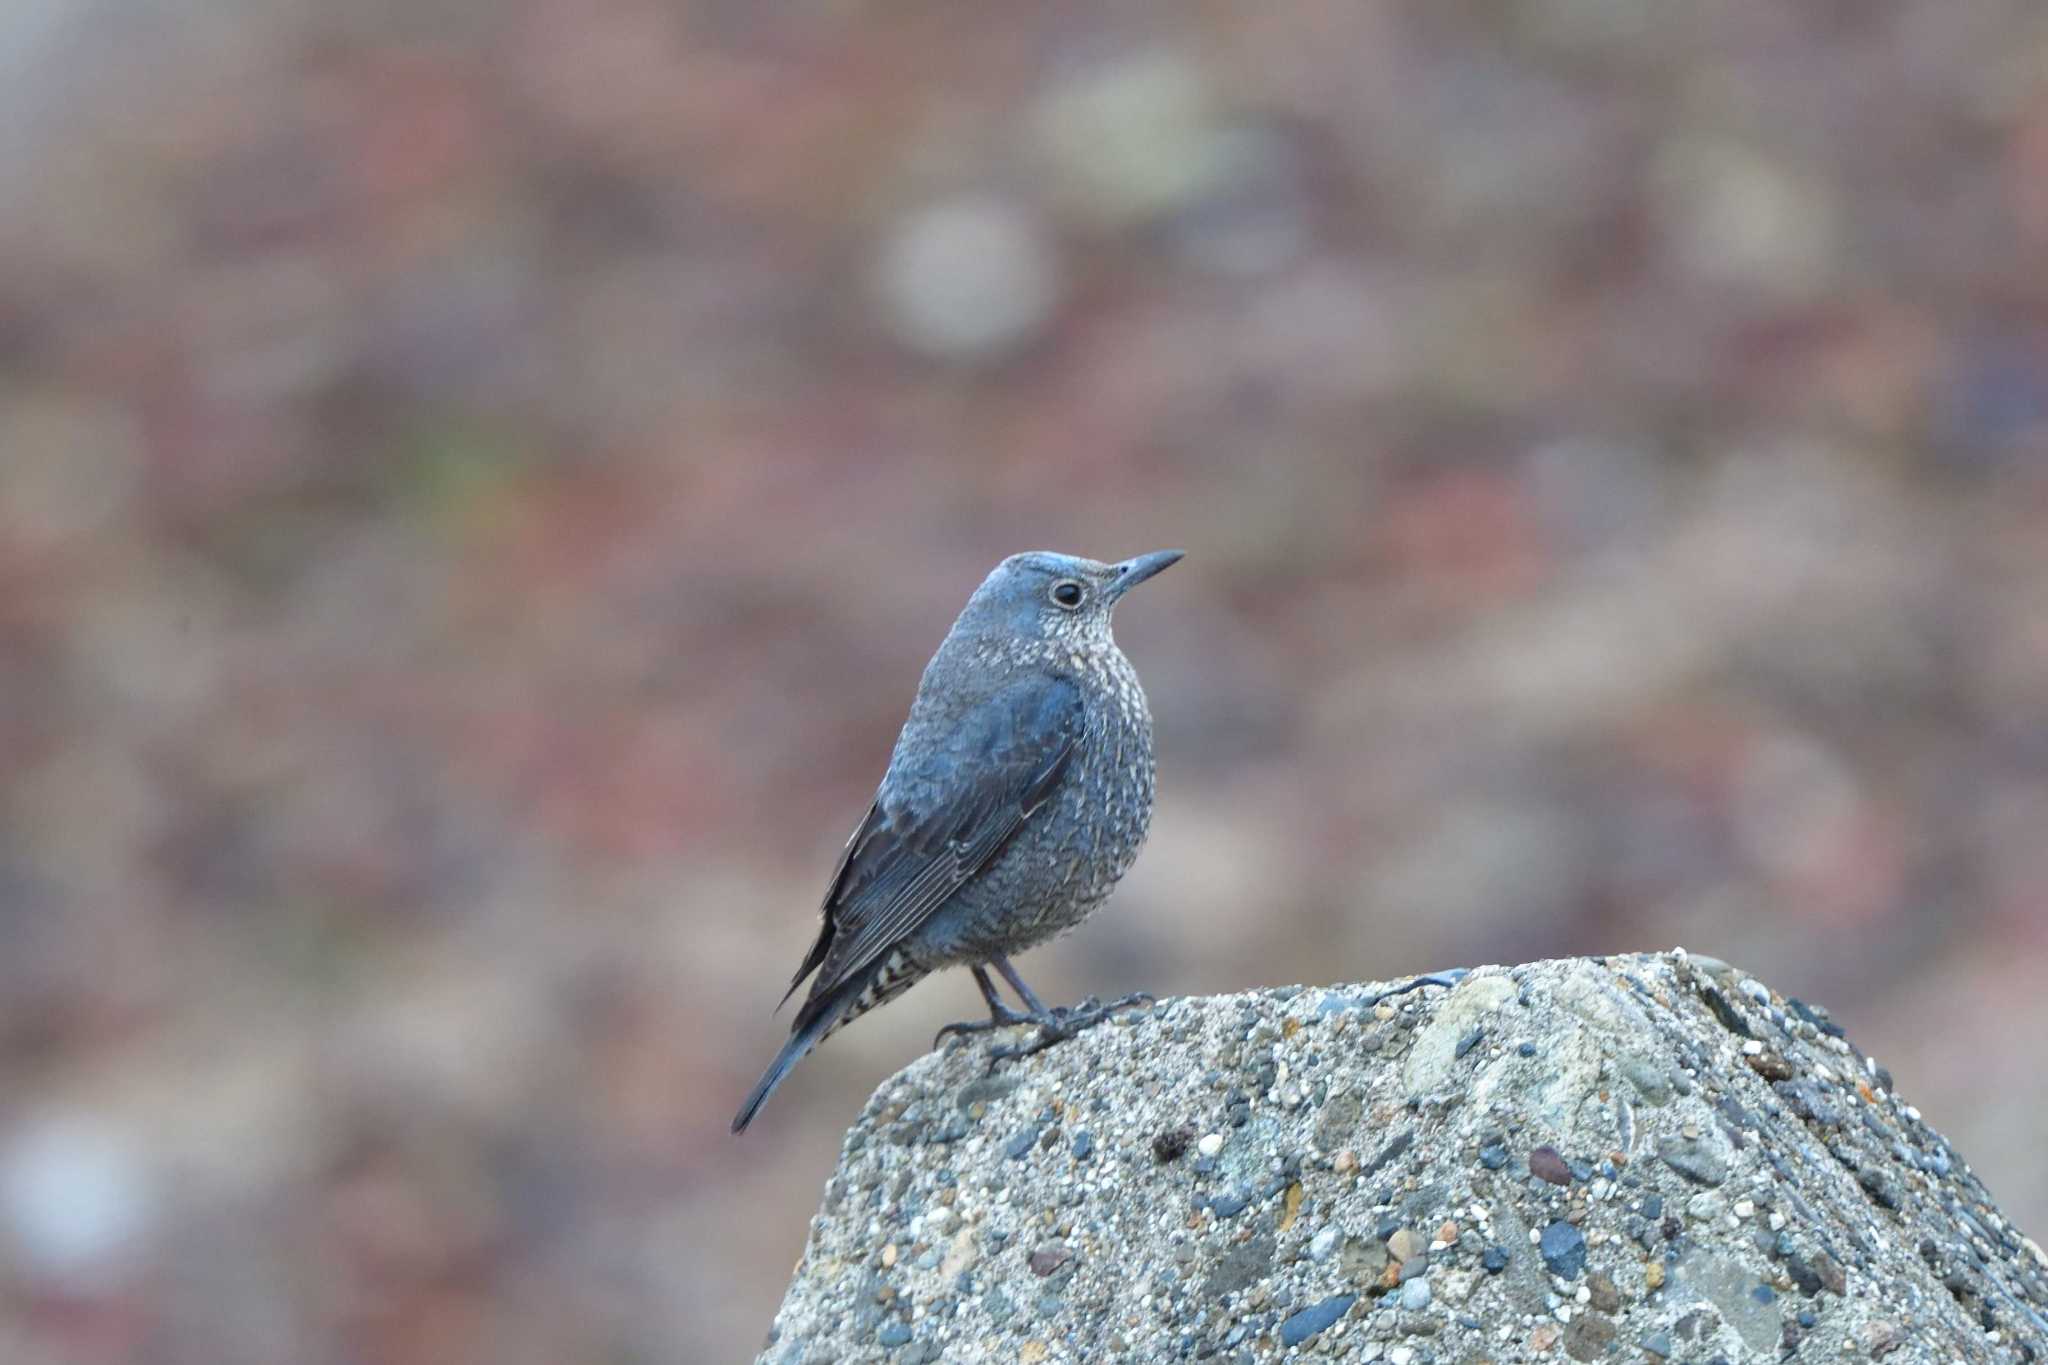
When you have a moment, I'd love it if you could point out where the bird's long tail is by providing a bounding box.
[733,950,928,1133]
[731,1008,832,1134]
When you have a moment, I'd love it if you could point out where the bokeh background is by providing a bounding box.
[4,1,2048,1361]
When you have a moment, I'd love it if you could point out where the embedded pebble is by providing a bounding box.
[1528,1145,1574,1186]
[1539,1221,1587,1279]
[1278,1292,1355,1347]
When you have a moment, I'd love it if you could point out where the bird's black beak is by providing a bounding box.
[1106,549,1184,601]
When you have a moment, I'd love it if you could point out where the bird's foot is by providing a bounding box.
[988,992,1156,1063]
[1357,968,1470,1008]
[933,1001,1034,1049]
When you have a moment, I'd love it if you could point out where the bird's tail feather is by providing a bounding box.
[732,969,871,1133]
[733,949,926,1134]
[732,1013,830,1134]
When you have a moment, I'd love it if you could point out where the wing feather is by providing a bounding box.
[783,674,1082,1029]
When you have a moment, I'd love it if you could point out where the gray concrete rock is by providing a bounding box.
[755,951,2048,1363]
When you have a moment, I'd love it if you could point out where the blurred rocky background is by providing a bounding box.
[2,2,2045,1362]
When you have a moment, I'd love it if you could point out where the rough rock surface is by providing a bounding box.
[758,952,2047,1363]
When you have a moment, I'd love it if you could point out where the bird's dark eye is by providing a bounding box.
[1050,581,1085,609]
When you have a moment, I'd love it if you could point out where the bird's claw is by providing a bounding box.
[986,991,1156,1064]
[1357,968,1469,1008]
[933,1007,1031,1050]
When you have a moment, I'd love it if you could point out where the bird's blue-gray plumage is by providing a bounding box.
[733,549,1181,1133]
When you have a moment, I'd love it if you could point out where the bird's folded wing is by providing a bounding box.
[788,674,1083,1027]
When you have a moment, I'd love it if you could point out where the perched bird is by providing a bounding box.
[732,549,1183,1133]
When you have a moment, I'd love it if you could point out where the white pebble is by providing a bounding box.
[1387,1347,1414,1365]
[1740,1040,1764,1056]
[1734,1200,1755,1219]
[1196,1133,1224,1158]
[1768,1212,1786,1232]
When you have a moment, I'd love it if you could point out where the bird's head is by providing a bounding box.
[956,549,1183,647]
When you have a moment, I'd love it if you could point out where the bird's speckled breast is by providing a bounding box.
[918,638,1157,966]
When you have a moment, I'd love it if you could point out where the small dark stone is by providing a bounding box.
[1540,1220,1588,1279]
[1455,1027,1485,1059]
[1563,1312,1617,1361]
[1518,1041,1538,1057]
[1278,1293,1357,1347]
[1859,1169,1902,1211]
[1154,1124,1197,1163]
[1642,1195,1664,1220]
[1641,1329,1673,1358]
[1004,1127,1039,1161]
[1699,985,1755,1037]
[1798,1310,1818,1329]
[1528,1145,1573,1186]
[1071,1130,1095,1161]
[1479,1144,1509,1171]
[1586,1272,1621,1314]
[1769,1080,1835,1129]
[1751,1283,1776,1304]
[1208,1189,1252,1219]
[1482,1246,1509,1274]
[1029,1243,1071,1276]
[1816,1253,1848,1295]
[877,1321,912,1349]
[1784,1253,1823,1296]
[1361,1129,1414,1180]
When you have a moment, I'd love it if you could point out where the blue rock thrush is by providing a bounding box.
[732,549,1184,1133]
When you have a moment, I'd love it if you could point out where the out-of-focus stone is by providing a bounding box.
[0,1111,157,1293]
[875,196,1062,363]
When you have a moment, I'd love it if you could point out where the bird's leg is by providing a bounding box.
[985,956,1154,1062]
[932,965,1035,1047]
[1356,968,1470,1007]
